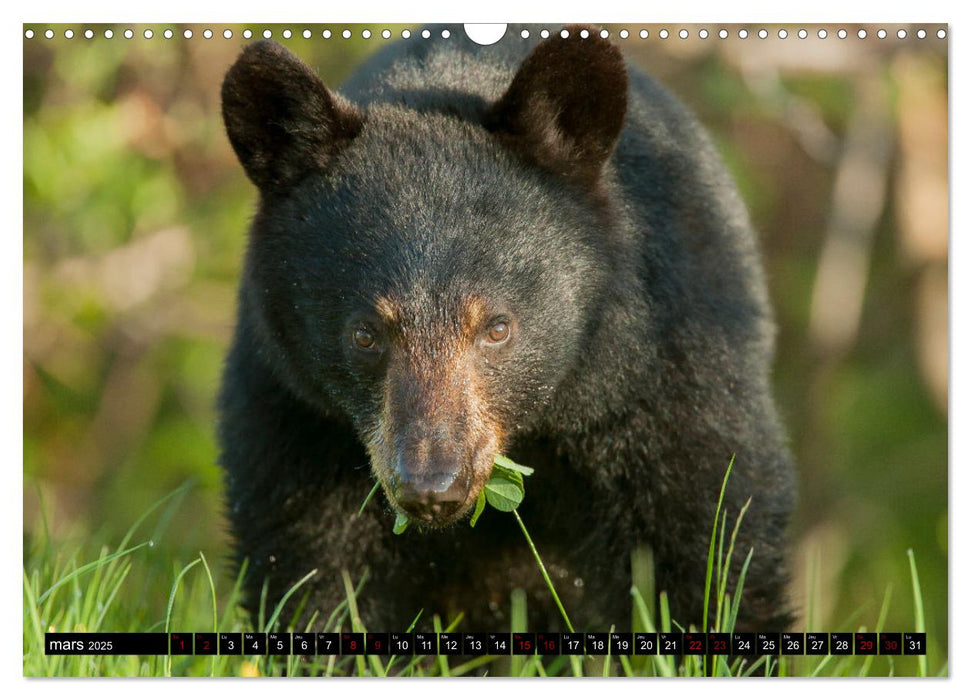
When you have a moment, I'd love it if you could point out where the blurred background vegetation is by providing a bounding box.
[23,24,948,672]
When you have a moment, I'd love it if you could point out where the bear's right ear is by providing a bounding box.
[485,26,628,191]
[221,40,363,193]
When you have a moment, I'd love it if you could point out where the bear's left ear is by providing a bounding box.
[485,26,628,190]
[221,40,363,194]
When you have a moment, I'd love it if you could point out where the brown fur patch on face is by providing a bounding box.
[373,295,402,326]
[458,294,489,342]
[363,377,400,495]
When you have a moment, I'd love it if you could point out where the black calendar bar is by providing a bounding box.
[268,632,291,655]
[45,633,168,655]
[683,631,706,655]
[341,632,364,655]
[781,632,804,655]
[708,633,730,655]
[536,632,560,655]
[855,632,878,656]
[806,632,829,655]
[367,632,390,655]
[316,632,339,655]
[610,632,633,655]
[219,633,242,655]
[512,632,536,655]
[880,633,902,656]
[293,632,315,655]
[560,632,583,655]
[169,632,192,655]
[44,631,927,656]
[390,632,414,654]
[243,632,265,655]
[194,633,217,656]
[904,633,926,655]
[463,633,487,655]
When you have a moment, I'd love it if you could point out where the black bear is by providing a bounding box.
[218,25,796,635]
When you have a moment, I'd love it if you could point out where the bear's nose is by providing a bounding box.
[394,474,467,522]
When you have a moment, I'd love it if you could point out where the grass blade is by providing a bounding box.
[511,588,527,676]
[266,568,319,633]
[704,455,735,635]
[164,557,202,677]
[716,496,752,633]
[907,549,927,677]
[340,569,373,676]
[512,509,574,632]
[433,615,449,677]
[198,552,218,678]
[23,568,49,676]
[358,481,381,517]
[38,541,152,605]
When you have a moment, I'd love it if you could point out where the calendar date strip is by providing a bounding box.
[45,631,926,656]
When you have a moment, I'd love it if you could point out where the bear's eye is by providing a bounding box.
[485,321,510,345]
[354,327,377,350]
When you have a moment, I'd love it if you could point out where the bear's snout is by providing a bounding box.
[388,432,475,523]
[369,343,503,526]
[392,470,469,522]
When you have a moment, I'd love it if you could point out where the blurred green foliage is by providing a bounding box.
[23,24,948,674]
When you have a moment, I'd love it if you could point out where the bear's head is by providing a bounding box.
[221,28,629,526]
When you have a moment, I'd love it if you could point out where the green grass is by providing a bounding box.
[23,471,944,677]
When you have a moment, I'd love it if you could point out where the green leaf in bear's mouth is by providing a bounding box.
[492,454,535,476]
[469,490,487,528]
[483,470,524,512]
[392,511,410,534]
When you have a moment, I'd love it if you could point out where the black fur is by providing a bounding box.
[218,25,796,634]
